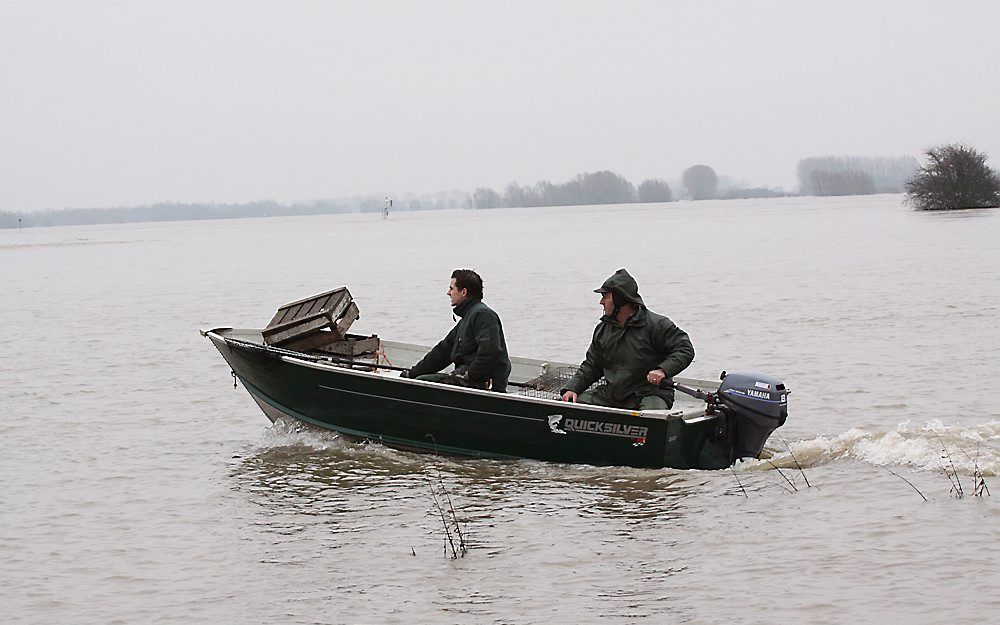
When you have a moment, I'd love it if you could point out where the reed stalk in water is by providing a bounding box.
[730,465,749,498]
[972,470,991,497]
[877,465,928,502]
[777,434,811,488]
[427,481,459,558]
[964,445,991,498]
[767,460,798,492]
[933,433,964,498]
[436,472,468,556]
[422,434,468,557]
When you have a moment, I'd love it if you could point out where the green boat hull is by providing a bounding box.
[206,330,735,469]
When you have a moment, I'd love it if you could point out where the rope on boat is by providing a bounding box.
[377,347,394,367]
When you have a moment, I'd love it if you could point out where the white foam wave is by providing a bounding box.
[259,417,348,451]
[257,417,999,477]
[255,417,433,467]
[764,420,999,476]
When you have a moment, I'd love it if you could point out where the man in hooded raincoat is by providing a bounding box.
[560,268,694,410]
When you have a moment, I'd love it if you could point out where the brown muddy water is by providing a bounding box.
[2,195,998,624]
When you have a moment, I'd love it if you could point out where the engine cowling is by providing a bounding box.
[717,371,789,460]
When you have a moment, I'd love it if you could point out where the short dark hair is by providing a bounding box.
[451,269,484,300]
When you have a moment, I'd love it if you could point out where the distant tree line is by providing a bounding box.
[0,190,471,229]
[473,170,650,209]
[2,153,943,229]
[471,166,800,210]
[797,155,917,196]
[0,163,793,229]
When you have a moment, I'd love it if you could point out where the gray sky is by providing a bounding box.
[2,0,998,212]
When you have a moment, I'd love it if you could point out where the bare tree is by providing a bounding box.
[809,169,876,196]
[798,155,917,194]
[571,170,636,205]
[636,179,673,203]
[472,187,502,209]
[503,182,527,208]
[682,165,717,200]
[904,144,1000,210]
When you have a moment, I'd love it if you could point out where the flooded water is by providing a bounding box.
[2,195,998,624]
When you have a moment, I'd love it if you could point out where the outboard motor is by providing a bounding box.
[716,371,789,460]
[670,371,789,463]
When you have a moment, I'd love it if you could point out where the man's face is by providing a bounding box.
[600,291,614,317]
[448,278,468,307]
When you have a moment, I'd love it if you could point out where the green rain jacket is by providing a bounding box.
[562,269,695,408]
[409,298,512,391]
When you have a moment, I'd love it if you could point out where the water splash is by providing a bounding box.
[254,417,438,469]
[257,416,999,478]
[760,420,999,476]
[259,417,346,451]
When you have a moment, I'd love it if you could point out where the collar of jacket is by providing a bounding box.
[452,298,482,318]
[601,305,647,328]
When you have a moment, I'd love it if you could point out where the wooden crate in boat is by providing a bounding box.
[312,334,382,357]
[262,287,359,350]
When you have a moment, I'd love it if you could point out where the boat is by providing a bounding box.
[202,288,789,469]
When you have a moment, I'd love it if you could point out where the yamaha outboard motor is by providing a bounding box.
[717,371,789,460]
[671,371,789,464]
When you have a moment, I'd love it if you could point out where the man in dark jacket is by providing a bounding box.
[403,269,511,392]
[560,268,694,410]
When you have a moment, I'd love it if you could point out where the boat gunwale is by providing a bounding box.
[204,328,715,423]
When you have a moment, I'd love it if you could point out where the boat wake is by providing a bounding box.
[255,417,432,468]
[260,417,347,451]
[256,416,998,477]
[754,419,999,476]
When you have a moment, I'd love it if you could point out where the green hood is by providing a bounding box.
[595,268,645,306]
